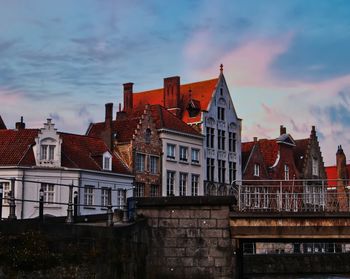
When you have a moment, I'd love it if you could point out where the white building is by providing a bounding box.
[0,119,133,219]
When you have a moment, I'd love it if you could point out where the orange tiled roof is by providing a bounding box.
[132,78,219,123]
[0,129,130,174]
[257,139,279,167]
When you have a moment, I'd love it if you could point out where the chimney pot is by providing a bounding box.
[253,137,258,142]
[280,125,286,135]
[105,103,113,128]
[123,82,134,112]
[15,116,25,130]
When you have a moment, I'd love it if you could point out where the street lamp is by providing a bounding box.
[39,187,44,222]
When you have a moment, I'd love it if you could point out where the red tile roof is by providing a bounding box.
[0,129,130,174]
[132,78,219,123]
[241,142,256,170]
[257,139,279,167]
[325,165,350,187]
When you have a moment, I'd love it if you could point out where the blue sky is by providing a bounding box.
[1,0,350,165]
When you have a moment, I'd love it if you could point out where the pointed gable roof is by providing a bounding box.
[0,116,6,130]
[132,78,219,123]
[294,138,309,173]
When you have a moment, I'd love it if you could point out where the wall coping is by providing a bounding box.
[134,196,235,207]
[230,212,350,219]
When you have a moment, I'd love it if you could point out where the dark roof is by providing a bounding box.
[0,116,6,130]
[294,139,309,173]
[241,142,255,170]
[0,129,130,174]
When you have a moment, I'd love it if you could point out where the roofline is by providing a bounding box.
[0,166,134,178]
[243,143,256,174]
[158,128,204,140]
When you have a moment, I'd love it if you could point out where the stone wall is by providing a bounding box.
[135,196,236,279]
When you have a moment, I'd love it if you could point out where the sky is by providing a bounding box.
[0,0,350,166]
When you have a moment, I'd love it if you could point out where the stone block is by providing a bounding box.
[163,237,177,247]
[201,229,223,238]
[197,256,215,267]
[210,208,229,219]
[164,228,187,238]
[163,247,186,257]
[198,219,217,228]
[190,210,210,219]
[222,229,231,238]
[217,239,231,248]
[179,219,197,228]
[159,218,179,228]
[214,257,227,267]
[173,209,192,218]
[217,219,229,228]
[185,228,201,238]
[186,247,209,257]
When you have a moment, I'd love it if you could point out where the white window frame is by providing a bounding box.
[84,185,94,206]
[1,182,10,205]
[167,144,176,160]
[41,183,55,204]
[150,156,159,174]
[179,173,188,196]
[254,163,260,177]
[116,189,125,208]
[191,149,200,164]
[191,174,199,196]
[101,187,109,207]
[103,152,112,171]
[284,164,290,181]
[167,171,175,196]
[136,153,146,172]
[179,146,188,162]
[312,157,319,176]
[134,183,145,197]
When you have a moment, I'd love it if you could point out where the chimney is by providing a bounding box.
[164,76,181,117]
[15,116,25,130]
[336,145,349,211]
[253,137,258,142]
[280,125,286,135]
[105,103,113,128]
[123,83,134,113]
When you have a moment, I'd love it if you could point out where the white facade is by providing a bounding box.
[160,129,204,196]
[201,74,242,191]
[0,167,133,219]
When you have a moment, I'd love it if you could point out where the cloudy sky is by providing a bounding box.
[1,0,349,165]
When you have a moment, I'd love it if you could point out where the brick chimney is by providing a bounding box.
[336,145,348,211]
[164,76,181,117]
[103,103,113,150]
[280,125,286,135]
[123,83,134,113]
[15,116,25,130]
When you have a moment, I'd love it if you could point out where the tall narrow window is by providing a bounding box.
[167,144,176,159]
[41,183,55,204]
[2,182,10,204]
[254,164,260,177]
[229,132,236,152]
[218,160,226,183]
[150,184,159,197]
[191,175,199,196]
[218,107,225,121]
[191,149,200,164]
[229,162,236,184]
[284,164,290,181]
[49,145,55,160]
[136,153,146,172]
[84,185,94,206]
[103,156,111,170]
[312,157,319,176]
[101,187,109,207]
[179,173,188,196]
[116,189,125,208]
[218,130,225,150]
[179,146,188,162]
[150,156,159,174]
[207,158,215,181]
[40,145,48,160]
[145,128,151,144]
[206,127,214,148]
[167,171,175,196]
[134,183,145,197]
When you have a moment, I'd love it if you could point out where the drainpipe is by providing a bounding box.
[21,168,25,219]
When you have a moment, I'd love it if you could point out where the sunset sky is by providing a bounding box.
[1,0,350,165]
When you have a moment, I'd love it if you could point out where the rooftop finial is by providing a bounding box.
[220,64,223,73]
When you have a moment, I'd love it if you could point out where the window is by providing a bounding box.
[179,146,188,162]
[167,171,175,196]
[229,132,236,152]
[145,128,151,144]
[207,158,215,181]
[49,145,55,160]
[206,127,214,148]
[116,189,125,208]
[191,149,200,164]
[167,144,175,159]
[218,107,225,121]
[218,160,226,183]
[84,185,94,206]
[150,156,159,174]
[134,183,145,197]
[101,187,109,207]
[191,175,199,196]
[40,145,48,160]
[254,164,260,177]
[312,157,319,176]
[136,153,146,172]
[1,182,10,204]
[179,173,188,196]
[103,156,111,170]
[218,130,225,150]
[150,184,159,197]
[41,183,55,204]
[284,164,289,181]
[229,162,236,184]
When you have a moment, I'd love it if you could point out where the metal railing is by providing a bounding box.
[205,179,350,213]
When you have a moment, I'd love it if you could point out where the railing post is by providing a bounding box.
[238,184,241,211]
[107,188,113,227]
[279,181,282,211]
[73,190,78,221]
[8,178,17,220]
[122,189,128,223]
[0,183,3,220]
[66,184,74,224]
[39,187,44,223]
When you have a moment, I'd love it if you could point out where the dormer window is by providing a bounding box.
[254,164,260,177]
[103,152,112,171]
[40,145,55,160]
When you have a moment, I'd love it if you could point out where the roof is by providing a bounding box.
[0,116,6,130]
[257,139,279,168]
[87,104,201,142]
[241,142,256,170]
[0,129,130,174]
[132,78,219,123]
[294,139,309,173]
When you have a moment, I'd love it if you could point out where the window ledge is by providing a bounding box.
[191,161,200,166]
[167,158,177,162]
[179,160,189,165]
[83,206,96,210]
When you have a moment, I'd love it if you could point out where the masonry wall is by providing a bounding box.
[135,196,236,279]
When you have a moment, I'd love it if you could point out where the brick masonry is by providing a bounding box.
[135,196,236,279]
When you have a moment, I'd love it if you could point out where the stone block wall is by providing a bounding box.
[135,196,236,279]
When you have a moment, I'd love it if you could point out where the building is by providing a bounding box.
[0,116,6,130]
[87,103,204,197]
[122,65,242,195]
[0,118,133,219]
